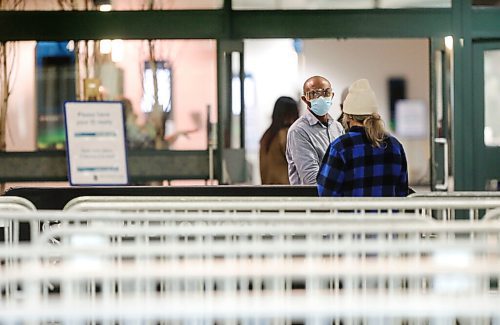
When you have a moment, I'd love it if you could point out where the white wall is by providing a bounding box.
[245,38,430,185]
[302,38,429,122]
[243,39,300,183]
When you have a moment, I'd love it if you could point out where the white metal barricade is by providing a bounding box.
[0,196,36,243]
[0,209,432,245]
[63,195,500,221]
[5,194,500,244]
[0,196,36,212]
[409,191,500,197]
[1,220,500,324]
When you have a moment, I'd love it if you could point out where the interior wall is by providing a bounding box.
[243,39,300,184]
[6,41,37,151]
[245,38,430,185]
[302,39,429,123]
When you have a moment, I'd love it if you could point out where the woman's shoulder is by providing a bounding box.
[385,134,406,152]
[386,133,403,145]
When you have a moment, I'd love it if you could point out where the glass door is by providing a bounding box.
[430,37,453,191]
[216,40,246,184]
[471,41,500,190]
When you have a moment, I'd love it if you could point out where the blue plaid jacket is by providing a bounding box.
[317,126,408,197]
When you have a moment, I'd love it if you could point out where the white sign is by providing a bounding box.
[64,101,128,185]
[395,99,428,138]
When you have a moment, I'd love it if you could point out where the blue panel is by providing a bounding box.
[35,41,75,66]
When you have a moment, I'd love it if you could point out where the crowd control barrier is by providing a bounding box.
[64,195,500,221]
[0,215,499,324]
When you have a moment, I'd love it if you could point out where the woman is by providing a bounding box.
[317,79,408,196]
[260,96,299,184]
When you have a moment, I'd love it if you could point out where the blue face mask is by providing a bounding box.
[310,97,332,116]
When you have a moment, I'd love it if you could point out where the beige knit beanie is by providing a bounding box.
[343,79,378,115]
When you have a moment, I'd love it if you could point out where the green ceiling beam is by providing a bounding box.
[0,10,226,41]
[232,9,452,39]
[471,7,500,38]
[0,8,454,41]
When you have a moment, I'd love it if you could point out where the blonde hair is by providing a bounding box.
[343,113,387,148]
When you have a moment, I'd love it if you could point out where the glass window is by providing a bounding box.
[3,39,216,152]
[484,50,500,147]
[36,41,76,149]
[232,0,450,10]
[379,0,450,8]
[0,0,223,11]
[473,0,500,7]
[111,0,223,11]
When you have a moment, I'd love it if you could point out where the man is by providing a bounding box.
[286,76,344,185]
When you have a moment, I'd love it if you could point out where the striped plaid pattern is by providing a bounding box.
[317,126,408,197]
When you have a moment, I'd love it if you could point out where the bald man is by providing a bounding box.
[286,76,344,185]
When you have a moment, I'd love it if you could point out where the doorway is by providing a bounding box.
[470,41,500,190]
[242,38,431,187]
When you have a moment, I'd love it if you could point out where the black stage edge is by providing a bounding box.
[4,186,319,210]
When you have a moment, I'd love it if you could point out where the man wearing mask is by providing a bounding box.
[286,76,344,185]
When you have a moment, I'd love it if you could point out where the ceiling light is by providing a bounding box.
[444,36,453,50]
[99,4,112,11]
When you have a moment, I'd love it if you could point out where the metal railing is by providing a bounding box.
[0,196,37,241]
[0,196,36,212]
[1,217,499,324]
[409,191,500,197]
[64,195,500,221]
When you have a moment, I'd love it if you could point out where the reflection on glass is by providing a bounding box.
[5,40,216,152]
[232,0,450,10]
[36,41,76,150]
[141,61,172,113]
[0,0,223,11]
[434,50,443,136]
[484,50,500,146]
[112,0,223,10]
[380,0,450,7]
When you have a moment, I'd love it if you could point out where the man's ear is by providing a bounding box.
[301,95,310,108]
